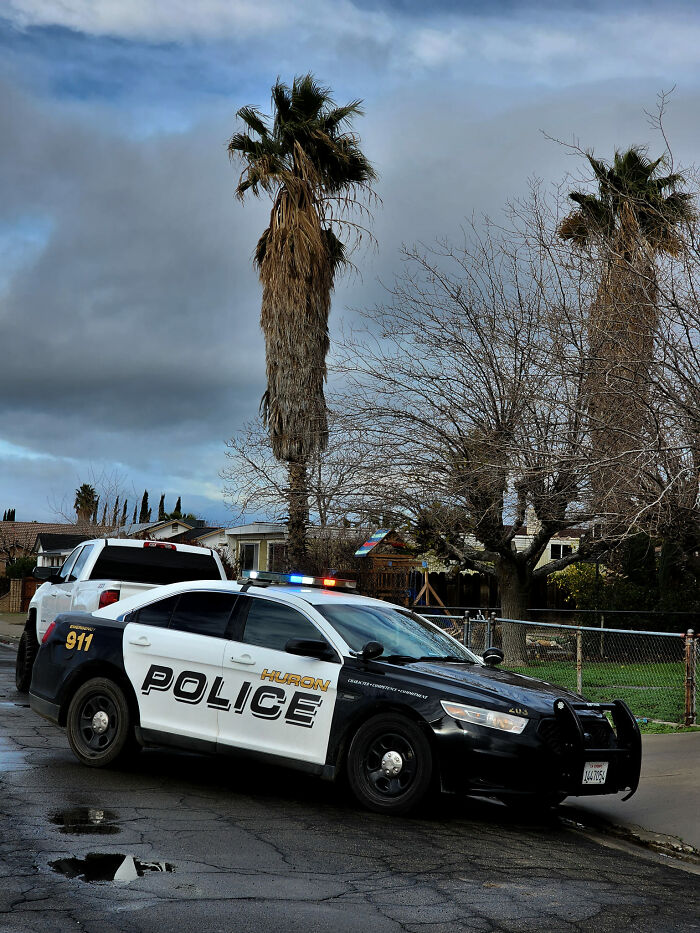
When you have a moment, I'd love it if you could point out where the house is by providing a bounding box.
[171,522,229,549]
[508,509,583,569]
[126,519,193,541]
[34,532,102,569]
[225,523,288,573]
[0,521,111,575]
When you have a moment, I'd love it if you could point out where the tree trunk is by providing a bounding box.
[496,558,530,666]
[287,461,309,570]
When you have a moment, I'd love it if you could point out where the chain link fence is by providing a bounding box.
[418,608,697,726]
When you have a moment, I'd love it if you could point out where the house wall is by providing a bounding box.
[147,522,190,540]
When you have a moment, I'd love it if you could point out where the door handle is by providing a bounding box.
[229,653,255,665]
[128,636,151,647]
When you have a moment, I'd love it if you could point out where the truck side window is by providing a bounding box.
[59,546,83,582]
[67,544,94,582]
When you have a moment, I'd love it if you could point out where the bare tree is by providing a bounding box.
[222,413,376,531]
[338,191,640,660]
[50,467,135,535]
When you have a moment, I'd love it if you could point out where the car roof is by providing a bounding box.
[93,578,401,617]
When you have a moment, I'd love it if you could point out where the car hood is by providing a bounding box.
[406,660,584,714]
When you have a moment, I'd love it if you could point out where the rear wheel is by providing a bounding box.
[66,678,136,767]
[346,714,433,815]
[15,630,37,693]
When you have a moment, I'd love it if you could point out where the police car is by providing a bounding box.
[29,572,641,815]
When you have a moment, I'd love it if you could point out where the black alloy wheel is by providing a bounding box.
[347,714,433,815]
[15,630,37,693]
[66,678,136,767]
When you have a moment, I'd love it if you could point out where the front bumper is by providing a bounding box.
[435,698,641,800]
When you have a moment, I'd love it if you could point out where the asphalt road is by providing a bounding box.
[0,646,698,933]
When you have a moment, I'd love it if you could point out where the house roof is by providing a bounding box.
[34,532,98,553]
[225,522,286,536]
[0,522,112,552]
[176,526,222,543]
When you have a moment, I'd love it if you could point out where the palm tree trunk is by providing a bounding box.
[287,461,309,570]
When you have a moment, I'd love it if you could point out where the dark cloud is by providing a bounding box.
[1,3,700,520]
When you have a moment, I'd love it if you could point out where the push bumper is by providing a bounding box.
[434,698,642,800]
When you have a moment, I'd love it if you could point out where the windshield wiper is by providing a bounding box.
[380,654,418,664]
[416,655,474,664]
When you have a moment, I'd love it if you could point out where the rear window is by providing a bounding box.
[89,545,220,585]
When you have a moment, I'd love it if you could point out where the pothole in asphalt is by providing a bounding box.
[50,854,175,883]
[50,808,120,835]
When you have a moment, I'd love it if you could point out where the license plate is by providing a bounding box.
[582,761,609,785]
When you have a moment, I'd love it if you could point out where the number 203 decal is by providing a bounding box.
[66,629,94,652]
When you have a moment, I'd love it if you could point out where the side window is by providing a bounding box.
[169,591,238,638]
[69,544,94,581]
[133,595,179,628]
[241,598,328,653]
[59,546,83,581]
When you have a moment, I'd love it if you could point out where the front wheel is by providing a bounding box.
[66,678,136,767]
[15,630,37,693]
[346,714,433,815]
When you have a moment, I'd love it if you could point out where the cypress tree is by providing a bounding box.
[158,494,166,521]
[121,500,128,525]
[132,504,137,524]
[139,490,149,523]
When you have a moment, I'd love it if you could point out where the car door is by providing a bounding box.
[53,543,95,616]
[123,590,238,746]
[218,595,341,765]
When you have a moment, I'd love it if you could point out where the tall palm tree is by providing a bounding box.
[229,74,376,567]
[558,147,696,516]
[74,484,99,524]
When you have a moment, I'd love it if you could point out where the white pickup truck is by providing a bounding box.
[15,538,227,691]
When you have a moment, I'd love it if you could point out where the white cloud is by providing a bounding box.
[5,1,700,89]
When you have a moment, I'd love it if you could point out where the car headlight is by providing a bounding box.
[440,700,528,734]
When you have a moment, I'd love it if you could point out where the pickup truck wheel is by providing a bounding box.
[346,714,433,815]
[66,678,135,767]
[15,631,37,693]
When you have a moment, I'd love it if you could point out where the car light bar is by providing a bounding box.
[241,570,357,590]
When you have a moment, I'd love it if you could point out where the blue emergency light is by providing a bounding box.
[241,570,357,590]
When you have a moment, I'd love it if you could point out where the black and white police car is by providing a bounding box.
[29,571,641,814]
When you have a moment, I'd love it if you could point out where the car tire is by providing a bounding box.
[66,678,136,768]
[15,630,37,693]
[346,713,433,815]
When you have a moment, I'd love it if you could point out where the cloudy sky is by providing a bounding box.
[2,0,700,524]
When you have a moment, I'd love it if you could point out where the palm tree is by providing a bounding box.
[74,484,99,524]
[558,147,696,515]
[229,74,376,567]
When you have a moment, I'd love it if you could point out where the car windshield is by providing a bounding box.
[316,604,480,663]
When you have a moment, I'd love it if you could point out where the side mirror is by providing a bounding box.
[33,566,61,584]
[483,647,504,667]
[356,640,384,661]
[285,638,335,661]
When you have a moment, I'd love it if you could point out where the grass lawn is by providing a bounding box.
[509,661,688,727]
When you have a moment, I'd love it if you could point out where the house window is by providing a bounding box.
[550,543,573,560]
[267,542,288,573]
[239,542,259,572]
